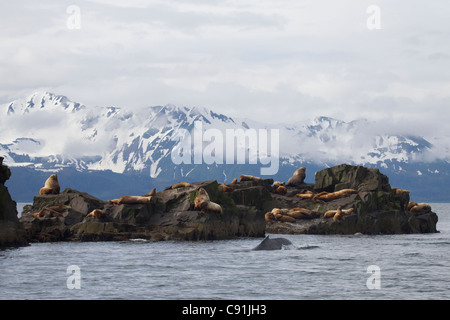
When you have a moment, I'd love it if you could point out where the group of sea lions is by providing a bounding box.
[265,167,358,224]
[35,169,432,225]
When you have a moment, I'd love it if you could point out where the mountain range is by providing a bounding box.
[1,91,448,202]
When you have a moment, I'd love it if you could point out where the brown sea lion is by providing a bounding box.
[39,174,60,195]
[165,182,192,190]
[112,195,152,205]
[265,212,275,222]
[218,183,233,192]
[32,208,62,218]
[141,188,156,197]
[286,167,306,187]
[287,208,314,219]
[333,206,343,222]
[272,181,285,189]
[323,207,354,218]
[393,188,410,196]
[271,208,289,215]
[86,209,105,219]
[409,203,431,214]
[194,188,210,210]
[313,189,358,202]
[230,178,238,184]
[202,201,222,214]
[296,190,314,199]
[194,188,222,214]
[407,201,418,211]
[239,175,261,182]
[275,185,287,195]
[273,213,296,223]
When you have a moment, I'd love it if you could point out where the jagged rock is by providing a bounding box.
[266,164,438,235]
[21,179,266,242]
[314,164,391,192]
[0,157,28,248]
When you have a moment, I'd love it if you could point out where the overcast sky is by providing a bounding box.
[1,0,449,137]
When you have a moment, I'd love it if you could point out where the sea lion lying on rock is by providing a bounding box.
[239,175,261,182]
[218,183,233,192]
[295,190,314,199]
[111,195,153,205]
[409,202,431,214]
[393,188,410,196]
[194,188,222,214]
[141,188,156,197]
[313,189,358,202]
[86,209,105,219]
[323,207,354,219]
[39,174,60,195]
[287,207,316,219]
[269,207,316,221]
[32,208,63,218]
[165,182,191,190]
[275,185,287,195]
[286,167,306,186]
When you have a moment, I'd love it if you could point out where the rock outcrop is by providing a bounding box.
[0,157,28,248]
[14,163,440,243]
[20,179,269,242]
[266,164,438,235]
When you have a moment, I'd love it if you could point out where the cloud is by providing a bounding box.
[0,0,449,144]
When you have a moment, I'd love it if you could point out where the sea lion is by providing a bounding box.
[39,174,60,195]
[407,201,418,211]
[287,207,315,219]
[86,209,105,219]
[323,210,337,219]
[265,212,275,222]
[230,178,238,184]
[218,183,233,192]
[271,208,289,215]
[239,174,261,182]
[203,201,223,214]
[141,188,156,197]
[194,188,210,210]
[393,188,410,196]
[295,191,314,199]
[165,182,191,190]
[286,167,306,187]
[194,188,222,214]
[323,207,354,218]
[409,203,431,214]
[313,189,358,202]
[32,208,62,218]
[272,181,285,189]
[275,185,287,195]
[112,195,152,205]
[273,213,296,223]
[333,206,343,222]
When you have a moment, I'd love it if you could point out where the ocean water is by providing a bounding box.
[1,203,449,300]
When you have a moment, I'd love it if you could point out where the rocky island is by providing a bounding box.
[0,157,28,248]
[1,160,439,248]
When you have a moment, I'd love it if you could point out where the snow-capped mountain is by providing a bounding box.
[1,91,448,201]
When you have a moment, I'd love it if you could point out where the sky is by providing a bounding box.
[1,0,450,138]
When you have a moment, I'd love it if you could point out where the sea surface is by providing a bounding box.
[1,203,449,300]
